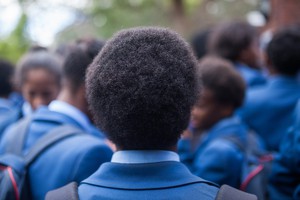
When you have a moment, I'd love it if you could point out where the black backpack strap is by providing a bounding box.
[5,116,32,155]
[24,125,83,166]
[216,185,257,200]
[45,182,79,200]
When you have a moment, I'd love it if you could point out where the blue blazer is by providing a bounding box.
[0,107,113,200]
[0,98,22,139]
[235,63,266,88]
[178,115,247,188]
[269,104,300,200]
[238,75,300,151]
[78,161,219,200]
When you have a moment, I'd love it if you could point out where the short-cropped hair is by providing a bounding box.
[0,59,14,97]
[267,25,300,76]
[198,56,245,109]
[86,27,199,150]
[17,51,62,87]
[208,21,256,62]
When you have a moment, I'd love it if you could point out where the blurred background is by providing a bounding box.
[0,0,299,63]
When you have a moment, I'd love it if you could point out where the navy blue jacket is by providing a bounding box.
[235,63,266,88]
[178,115,247,188]
[78,161,219,200]
[0,106,113,200]
[0,98,22,139]
[269,103,300,200]
[238,75,300,151]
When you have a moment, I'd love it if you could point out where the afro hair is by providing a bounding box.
[208,21,256,62]
[86,27,199,150]
[267,25,300,76]
[198,56,246,109]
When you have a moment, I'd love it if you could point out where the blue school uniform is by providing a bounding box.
[178,115,247,188]
[0,98,22,139]
[238,75,300,151]
[268,102,300,200]
[235,63,266,88]
[0,100,113,200]
[78,151,219,200]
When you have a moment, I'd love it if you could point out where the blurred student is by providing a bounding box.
[190,28,212,59]
[268,100,300,199]
[208,21,266,87]
[178,56,247,188]
[0,59,16,136]
[0,42,113,199]
[73,27,219,199]
[16,50,62,116]
[0,59,15,113]
[238,25,300,152]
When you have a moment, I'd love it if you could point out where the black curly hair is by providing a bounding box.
[267,25,300,76]
[198,56,245,109]
[208,21,256,62]
[0,59,14,97]
[86,27,199,150]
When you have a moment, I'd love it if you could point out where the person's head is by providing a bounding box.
[208,21,261,69]
[266,25,300,76]
[61,39,105,115]
[0,59,15,98]
[86,27,199,150]
[190,28,211,59]
[17,51,62,110]
[191,56,245,131]
[76,37,106,59]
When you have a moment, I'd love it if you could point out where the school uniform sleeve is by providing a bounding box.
[192,139,243,188]
[269,127,300,200]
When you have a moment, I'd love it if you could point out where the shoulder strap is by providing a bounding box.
[5,116,32,155]
[216,184,257,200]
[45,182,79,200]
[24,125,83,166]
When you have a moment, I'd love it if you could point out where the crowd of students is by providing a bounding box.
[0,21,299,200]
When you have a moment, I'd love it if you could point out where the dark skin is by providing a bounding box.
[238,38,262,70]
[182,88,234,151]
[22,68,60,110]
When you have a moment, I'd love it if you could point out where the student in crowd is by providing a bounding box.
[190,28,212,59]
[208,21,266,88]
[0,50,62,140]
[16,50,62,116]
[0,59,16,136]
[0,59,15,114]
[76,27,219,199]
[0,42,113,199]
[178,56,247,188]
[268,99,300,199]
[238,25,300,152]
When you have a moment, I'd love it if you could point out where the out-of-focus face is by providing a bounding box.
[190,89,228,131]
[241,38,262,69]
[22,68,60,110]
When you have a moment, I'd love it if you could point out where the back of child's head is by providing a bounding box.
[208,21,257,63]
[86,27,199,150]
[190,28,211,59]
[0,59,15,98]
[267,25,300,76]
[63,39,104,93]
[198,56,245,109]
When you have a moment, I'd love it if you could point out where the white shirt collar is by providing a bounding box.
[111,150,180,164]
[48,100,92,132]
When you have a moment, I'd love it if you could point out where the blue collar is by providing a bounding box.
[48,100,92,132]
[268,75,299,86]
[111,150,180,164]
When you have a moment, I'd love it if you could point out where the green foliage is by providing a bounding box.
[0,13,30,63]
